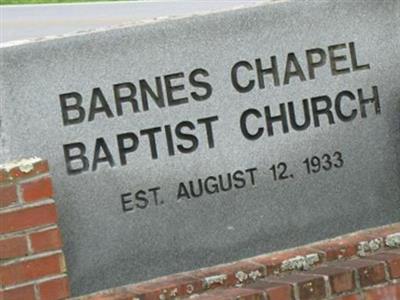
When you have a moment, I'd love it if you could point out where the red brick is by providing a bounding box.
[266,273,326,300]
[39,276,70,300]
[0,203,57,234]
[0,185,18,208]
[309,266,355,294]
[82,295,139,300]
[333,294,362,300]
[186,290,225,300]
[127,273,203,300]
[21,176,53,202]
[77,287,143,300]
[363,282,400,300]
[332,259,386,287]
[251,247,324,274]
[215,287,264,300]
[311,238,358,261]
[366,251,400,279]
[30,227,63,253]
[0,235,28,259]
[1,285,35,300]
[192,288,264,300]
[222,288,265,300]
[190,261,266,289]
[246,280,293,300]
[0,253,65,286]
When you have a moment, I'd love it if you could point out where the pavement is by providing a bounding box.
[0,0,263,44]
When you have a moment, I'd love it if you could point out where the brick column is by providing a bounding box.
[0,158,70,300]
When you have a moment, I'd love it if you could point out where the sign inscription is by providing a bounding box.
[61,42,378,178]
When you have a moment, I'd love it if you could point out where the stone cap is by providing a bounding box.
[73,223,400,300]
[0,157,49,184]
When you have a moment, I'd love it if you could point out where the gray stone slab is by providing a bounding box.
[1,0,399,296]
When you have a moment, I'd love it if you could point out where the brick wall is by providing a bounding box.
[0,158,70,300]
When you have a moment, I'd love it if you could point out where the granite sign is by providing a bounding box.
[1,0,399,296]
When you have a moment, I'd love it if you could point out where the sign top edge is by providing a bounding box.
[0,0,287,49]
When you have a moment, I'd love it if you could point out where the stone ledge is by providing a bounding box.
[73,223,400,300]
[0,157,49,184]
